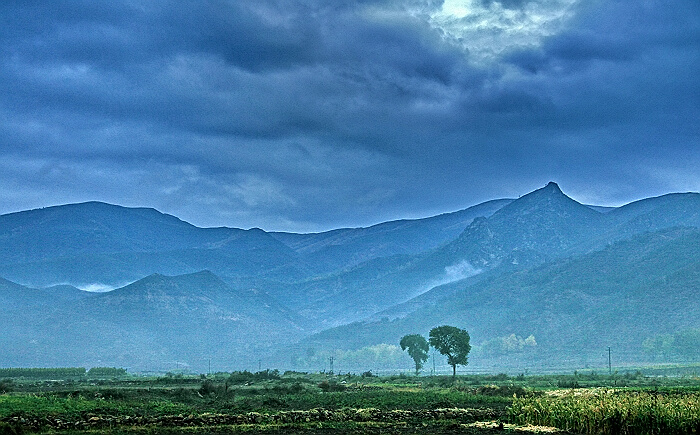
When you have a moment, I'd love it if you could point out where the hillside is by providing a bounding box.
[285,183,607,327]
[2,183,700,371]
[284,183,700,330]
[0,278,92,311]
[0,199,512,289]
[0,202,305,287]
[271,199,513,273]
[297,227,700,370]
[0,271,306,370]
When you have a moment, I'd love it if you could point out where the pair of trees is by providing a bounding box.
[400,325,471,377]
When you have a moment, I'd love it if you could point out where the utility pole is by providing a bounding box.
[258,360,262,371]
[607,347,612,375]
[432,352,436,375]
[208,359,211,376]
[329,356,334,374]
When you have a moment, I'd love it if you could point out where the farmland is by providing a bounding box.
[1,369,700,434]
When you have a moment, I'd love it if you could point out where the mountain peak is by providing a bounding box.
[544,181,562,192]
[526,181,564,198]
[505,182,575,208]
[451,180,604,261]
[497,181,599,219]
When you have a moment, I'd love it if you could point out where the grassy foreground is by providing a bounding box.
[0,370,699,434]
[510,389,700,434]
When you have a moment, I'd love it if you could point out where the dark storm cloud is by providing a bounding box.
[501,0,699,133]
[1,1,467,146]
[479,0,531,10]
[507,0,699,69]
[0,0,698,230]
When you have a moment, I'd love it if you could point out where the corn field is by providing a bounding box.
[509,389,700,434]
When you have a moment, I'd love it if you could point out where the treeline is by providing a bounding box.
[0,367,126,379]
[292,344,410,372]
[87,367,128,377]
[477,334,537,356]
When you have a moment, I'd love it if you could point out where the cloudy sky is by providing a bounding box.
[1,0,698,232]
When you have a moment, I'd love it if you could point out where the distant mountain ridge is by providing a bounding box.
[270,199,513,273]
[0,198,514,287]
[0,201,304,287]
[0,271,305,369]
[285,183,625,327]
[2,183,700,371]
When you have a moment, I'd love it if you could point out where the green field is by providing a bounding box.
[1,370,700,434]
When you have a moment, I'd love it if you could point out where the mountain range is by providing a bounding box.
[1,182,699,372]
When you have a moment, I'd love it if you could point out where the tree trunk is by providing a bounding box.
[452,364,456,377]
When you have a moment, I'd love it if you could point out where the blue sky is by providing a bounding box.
[1,0,698,232]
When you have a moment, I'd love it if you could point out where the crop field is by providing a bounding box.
[1,370,700,434]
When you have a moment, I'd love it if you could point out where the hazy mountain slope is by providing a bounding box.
[0,199,511,288]
[295,184,700,329]
[289,183,605,327]
[0,271,306,370]
[0,278,93,310]
[0,278,47,310]
[41,284,93,301]
[291,253,459,330]
[586,205,616,213]
[271,199,513,272]
[297,227,700,369]
[81,271,305,332]
[587,192,700,248]
[0,202,217,260]
[439,182,604,267]
[0,202,307,287]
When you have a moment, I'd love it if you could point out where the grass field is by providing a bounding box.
[1,370,699,434]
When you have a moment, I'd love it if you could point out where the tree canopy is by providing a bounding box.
[429,325,471,376]
[400,334,429,375]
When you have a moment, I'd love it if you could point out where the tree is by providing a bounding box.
[400,334,429,375]
[429,325,471,377]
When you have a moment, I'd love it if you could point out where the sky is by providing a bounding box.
[1,0,698,232]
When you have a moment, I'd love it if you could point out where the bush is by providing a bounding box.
[271,382,305,395]
[318,380,347,392]
[199,379,218,396]
[476,384,528,397]
[557,379,580,388]
[173,387,194,402]
[262,396,287,407]
[0,379,14,394]
[0,422,23,435]
[228,369,281,385]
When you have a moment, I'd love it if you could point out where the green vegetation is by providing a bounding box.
[478,334,537,356]
[0,369,699,433]
[87,367,128,378]
[510,389,700,434]
[399,334,429,375]
[429,326,471,377]
[0,368,86,379]
[291,344,410,372]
